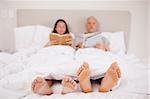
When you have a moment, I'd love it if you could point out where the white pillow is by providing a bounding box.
[32,25,52,48]
[14,25,52,51]
[101,31,126,54]
[14,26,36,51]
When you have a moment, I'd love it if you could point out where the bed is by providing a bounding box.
[0,10,149,99]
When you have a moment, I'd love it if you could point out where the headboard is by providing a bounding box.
[17,9,131,49]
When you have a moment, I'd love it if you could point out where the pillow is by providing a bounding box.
[14,25,52,51]
[32,25,52,48]
[101,31,126,54]
[14,26,36,51]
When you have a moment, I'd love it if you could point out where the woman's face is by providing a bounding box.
[55,21,66,34]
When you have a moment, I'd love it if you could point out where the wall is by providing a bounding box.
[148,0,150,64]
[0,1,148,62]
[0,3,16,52]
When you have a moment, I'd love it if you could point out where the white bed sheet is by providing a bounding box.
[0,46,148,99]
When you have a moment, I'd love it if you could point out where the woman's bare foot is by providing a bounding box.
[77,62,92,93]
[99,62,121,92]
[31,77,53,95]
[61,76,77,94]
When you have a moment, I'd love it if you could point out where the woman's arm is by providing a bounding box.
[44,39,58,47]
[65,33,75,46]
[44,42,50,47]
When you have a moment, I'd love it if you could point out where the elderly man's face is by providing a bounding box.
[86,18,97,33]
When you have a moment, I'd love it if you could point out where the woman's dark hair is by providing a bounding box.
[52,19,69,34]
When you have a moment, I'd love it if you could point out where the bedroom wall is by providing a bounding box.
[0,0,148,63]
[0,3,16,52]
[148,0,150,64]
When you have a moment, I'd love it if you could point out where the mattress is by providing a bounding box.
[0,47,149,99]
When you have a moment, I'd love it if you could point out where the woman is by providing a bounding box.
[44,19,74,47]
[32,19,77,95]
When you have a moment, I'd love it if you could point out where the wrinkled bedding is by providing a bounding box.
[27,46,120,80]
[0,45,148,99]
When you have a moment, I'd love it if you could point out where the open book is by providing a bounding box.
[84,33,105,47]
[49,33,72,45]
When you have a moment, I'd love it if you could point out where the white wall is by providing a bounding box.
[0,1,148,62]
[148,0,150,64]
[0,5,16,52]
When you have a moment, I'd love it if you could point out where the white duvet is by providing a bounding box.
[0,46,120,91]
[27,46,120,80]
[0,45,148,99]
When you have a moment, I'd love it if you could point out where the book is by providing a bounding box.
[49,33,72,45]
[84,33,106,47]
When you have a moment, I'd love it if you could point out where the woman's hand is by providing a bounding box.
[50,39,58,45]
[65,38,73,45]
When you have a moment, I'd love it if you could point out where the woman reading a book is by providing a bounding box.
[31,19,78,95]
[44,19,74,47]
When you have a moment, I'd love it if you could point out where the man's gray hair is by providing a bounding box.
[87,16,98,24]
[86,16,100,31]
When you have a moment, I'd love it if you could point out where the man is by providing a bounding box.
[77,16,110,51]
[76,16,121,93]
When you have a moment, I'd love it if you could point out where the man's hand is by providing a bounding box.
[93,43,106,51]
[76,42,84,48]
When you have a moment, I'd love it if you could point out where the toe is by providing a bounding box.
[117,68,121,78]
[109,62,118,71]
[72,82,76,86]
[72,81,76,86]
[73,80,76,85]
[31,80,36,91]
[36,77,44,82]
[77,66,83,76]
[83,62,89,68]
[68,77,73,81]
[112,62,118,66]
[32,78,42,91]
[63,76,73,84]
[112,70,119,81]
[70,80,73,84]
[63,77,69,83]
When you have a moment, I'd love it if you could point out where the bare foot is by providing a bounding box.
[31,77,53,95]
[61,76,77,94]
[77,62,92,93]
[99,62,121,92]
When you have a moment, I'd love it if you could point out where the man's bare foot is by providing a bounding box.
[61,76,77,94]
[77,62,92,93]
[31,77,53,95]
[99,62,121,92]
